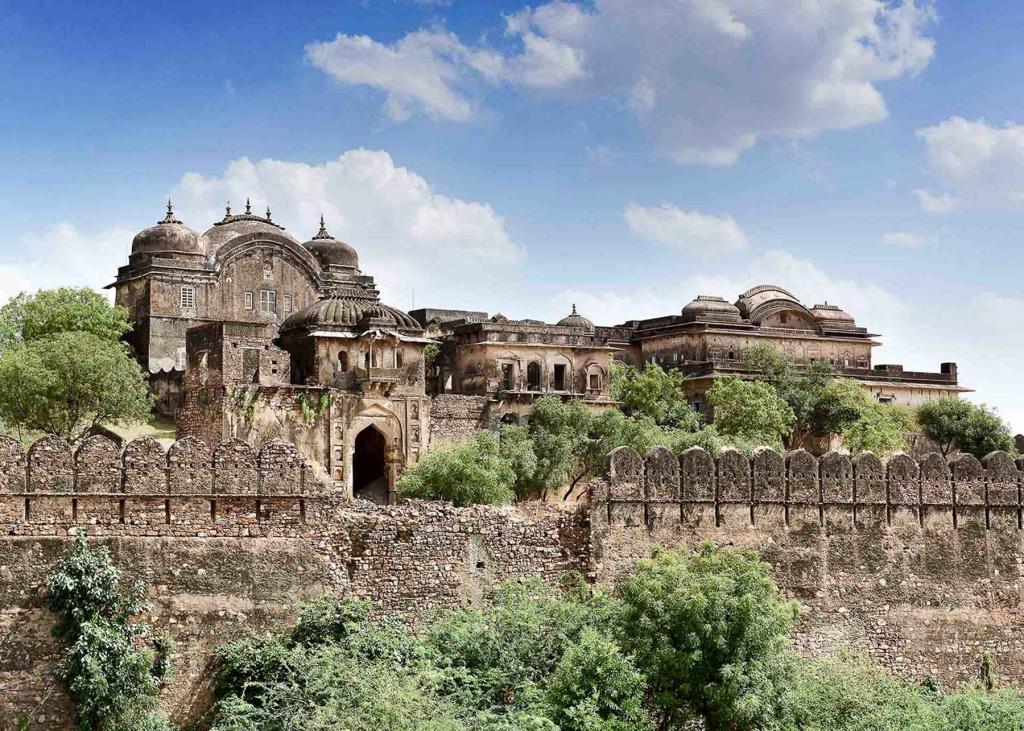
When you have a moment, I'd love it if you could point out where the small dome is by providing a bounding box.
[811,303,855,326]
[280,295,422,333]
[201,200,299,257]
[681,295,742,323]
[131,201,202,257]
[557,304,595,332]
[303,216,360,269]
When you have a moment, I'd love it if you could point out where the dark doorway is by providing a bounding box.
[527,362,541,391]
[353,427,388,504]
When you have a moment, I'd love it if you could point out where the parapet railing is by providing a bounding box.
[592,446,1024,531]
[0,434,332,529]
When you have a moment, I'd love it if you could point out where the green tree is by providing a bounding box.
[0,288,132,350]
[842,402,914,456]
[706,377,795,451]
[0,331,151,443]
[46,534,174,731]
[397,431,516,506]
[616,545,798,731]
[527,396,599,491]
[917,399,1016,459]
[544,628,651,731]
[610,362,702,431]
[498,425,541,500]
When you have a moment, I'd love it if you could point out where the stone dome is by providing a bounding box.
[131,201,202,257]
[201,200,299,257]
[681,295,742,323]
[303,216,360,270]
[810,303,855,327]
[280,294,422,333]
[557,304,595,332]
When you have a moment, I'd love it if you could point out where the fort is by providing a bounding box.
[0,434,1022,727]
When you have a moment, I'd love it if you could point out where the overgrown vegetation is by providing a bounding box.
[0,288,151,443]
[206,543,1024,730]
[295,390,331,425]
[45,534,175,731]
[917,397,1016,459]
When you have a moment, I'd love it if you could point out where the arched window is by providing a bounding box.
[396,350,403,368]
[338,351,348,372]
[527,362,542,391]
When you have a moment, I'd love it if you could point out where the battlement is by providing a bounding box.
[0,434,331,532]
[592,445,1023,532]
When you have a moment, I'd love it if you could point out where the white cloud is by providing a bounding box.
[0,223,134,304]
[172,149,524,308]
[881,231,936,248]
[625,203,748,257]
[915,117,1024,212]
[913,188,956,214]
[309,0,937,165]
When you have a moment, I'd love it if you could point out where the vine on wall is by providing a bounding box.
[296,391,332,426]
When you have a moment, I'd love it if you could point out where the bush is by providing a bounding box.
[397,432,516,506]
[45,534,174,731]
[706,377,795,451]
[917,399,1016,459]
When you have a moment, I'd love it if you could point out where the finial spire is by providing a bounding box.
[313,214,333,240]
[160,198,181,224]
[571,303,578,315]
[265,205,272,221]
[245,197,252,215]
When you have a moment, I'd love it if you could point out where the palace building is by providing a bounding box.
[112,203,966,500]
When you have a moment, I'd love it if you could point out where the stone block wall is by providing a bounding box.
[428,394,493,447]
[591,445,1024,686]
[0,434,588,729]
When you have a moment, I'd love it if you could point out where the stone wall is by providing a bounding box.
[428,394,494,447]
[0,434,588,729]
[590,445,1024,686]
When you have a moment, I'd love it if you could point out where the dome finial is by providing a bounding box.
[160,198,181,225]
[313,214,332,240]
[571,303,578,315]
[221,201,233,223]
[245,197,252,215]
[265,205,272,222]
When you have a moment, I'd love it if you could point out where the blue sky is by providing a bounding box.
[3,0,1024,427]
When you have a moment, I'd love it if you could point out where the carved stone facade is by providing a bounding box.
[616,284,968,415]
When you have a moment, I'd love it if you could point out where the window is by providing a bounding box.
[283,294,293,313]
[396,350,403,368]
[180,285,196,310]
[553,364,566,391]
[260,289,277,314]
[502,364,515,390]
[244,291,254,310]
[526,362,541,391]
[589,372,600,390]
[338,352,348,372]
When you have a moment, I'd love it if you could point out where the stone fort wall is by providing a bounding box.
[590,445,1024,687]
[2,434,1024,726]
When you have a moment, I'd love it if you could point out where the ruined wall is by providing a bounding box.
[0,433,587,729]
[591,445,1024,686]
[428,394,494,447]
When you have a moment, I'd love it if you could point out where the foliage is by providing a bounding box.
[397,431,516,506]
[424,343,441,367]
[0,288,132,351]
[706,376,795,451]
[526,396,601,491]
[616,544,798,731]
[295,391,331,425]
[742,344,832,440]
[841,401,914,456]
[610,362,702,430]
[207,550,1024,731]
[543,628,650,731]
[0,331,152,443]
[45,534,174,731]
[916,398,1016,459]
[498,425,541,499]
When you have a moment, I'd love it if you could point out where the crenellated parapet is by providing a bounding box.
[592,445,1024,533]
[0,434,329,530]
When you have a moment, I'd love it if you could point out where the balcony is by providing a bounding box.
[354,367,404,384]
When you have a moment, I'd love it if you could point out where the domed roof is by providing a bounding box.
[280,294,422,333]
[810,303,855,327]
[131,201,202,257]
[201,200,300,256]
[303,216,360,270]
[681,295,742,323]
[735,284,804,321]
[557,304,595,332]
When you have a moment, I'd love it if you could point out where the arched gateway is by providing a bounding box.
[353,426,389,504]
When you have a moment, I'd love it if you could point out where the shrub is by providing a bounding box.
[397,431,516,506]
